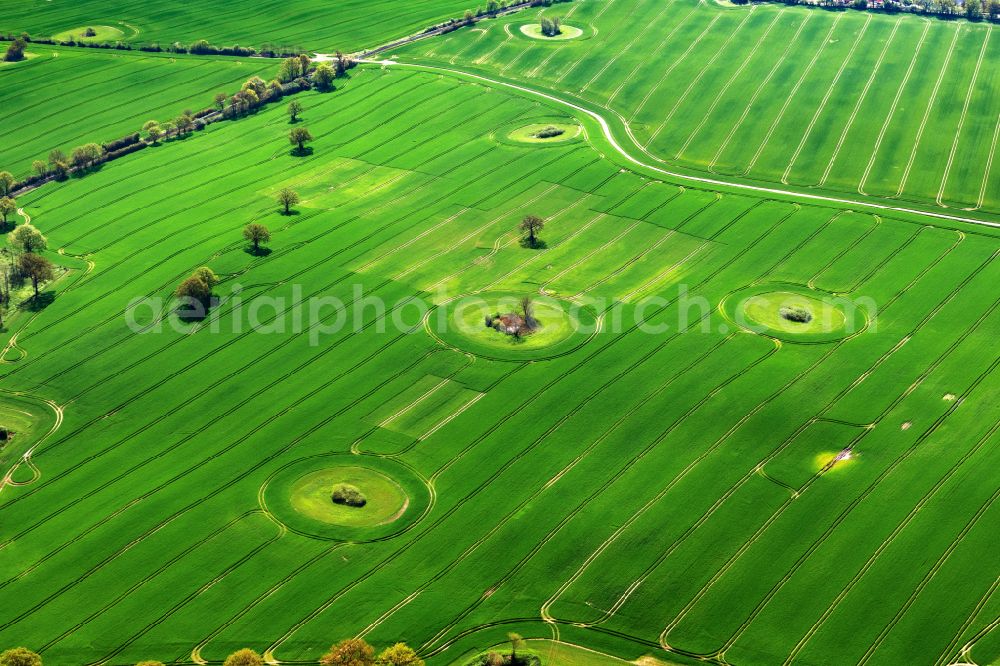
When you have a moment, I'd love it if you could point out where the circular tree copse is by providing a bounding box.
[331,483,367,507]
[779,305,812,323]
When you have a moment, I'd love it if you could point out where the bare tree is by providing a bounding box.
[520,215,545,247]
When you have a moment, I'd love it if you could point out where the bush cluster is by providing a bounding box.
[331,483,367,507]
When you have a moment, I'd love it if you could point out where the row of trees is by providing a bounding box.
[0,31,302,58]
[747,0,1000,20]
[2,46,355,196]
[0,634,426,666]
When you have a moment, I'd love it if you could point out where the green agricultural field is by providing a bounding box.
[1,0,472,52]
[391,0,1000,214]
[0,45,277,177]
[1,3,999,666]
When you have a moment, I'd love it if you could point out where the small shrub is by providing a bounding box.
[84,27,97,37]
[331,483,366,507]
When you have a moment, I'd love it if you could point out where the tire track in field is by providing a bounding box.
[683,262,1000,660]
[707,13,809,175]
[544,210,950,631]
[644,9,757,150]
[0,135,588,616]
[780,14,872,185]
[605,4,699,108]
[720,350,1000,665]
[391,206,804,645]
[791,422,1000,666]
[895,22,961,198]
[674,11,784,161]
[972,114,1000,211]
[818,17,903,187]
[628,15,722,122]
[936,25,992,208]
[248,198,788,659]
[856,21,931,196]
[579,0,673,95]
[743,13,843,175]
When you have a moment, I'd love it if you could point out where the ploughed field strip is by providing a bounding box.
[392,0,1000,214]
[1,63,999,666]
[0,46,275,177]
[0,0,473,53]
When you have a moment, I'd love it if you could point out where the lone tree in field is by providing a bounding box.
[243,222,271,253]
[0,171,14,197]
[520,215,545,248]
[378,643,424,666]
[222,649,264,666]
[143,120,162,144]
[277,187,300,214]
[18,253,55,299]
[289,127,314,154]
[313,62,336,91]
[287,99,304,122]
[0,197,16,226]
[320,638,375,666]
[8,224,47,254]
[0,647,42,666]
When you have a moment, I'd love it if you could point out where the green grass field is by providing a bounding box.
[391,0,1000,214]
[0,45,276,177]
[1,3,999,666]
[1,0,472,52]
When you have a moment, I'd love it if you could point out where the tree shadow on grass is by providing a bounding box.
[21,292,55,312]
[244,246,273,257]
[519,238,548,250]
[290,146,314,157]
